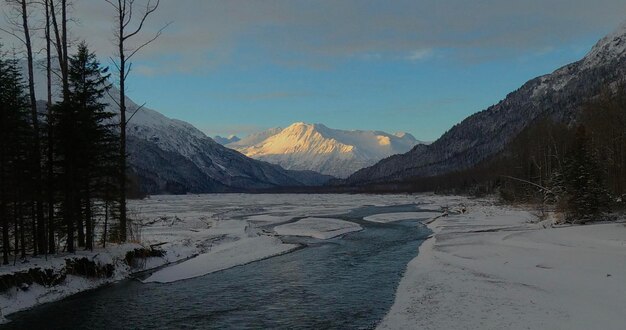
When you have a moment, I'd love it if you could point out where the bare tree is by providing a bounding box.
[44,0,55,253]
[105,0,168,242]
[48,0,68,99]
[2,0,46,255]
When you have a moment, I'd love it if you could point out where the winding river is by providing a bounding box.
[5,204,432,329]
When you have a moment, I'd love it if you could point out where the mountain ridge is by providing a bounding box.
[341,21,626,186]
[228,122,422,178]
[28,68,332,194]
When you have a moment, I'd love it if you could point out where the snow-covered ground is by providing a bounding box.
[0,243,155,317]
[378,195,626,330]
[274,217,363,239]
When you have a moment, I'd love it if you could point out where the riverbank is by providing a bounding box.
[1,193,421,322]
[0,218,299,320]
[378,196,626,330]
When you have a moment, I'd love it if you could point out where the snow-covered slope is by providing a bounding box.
[29,70,331,194]
[120,96,333,193]
[343,21,626,185]
[227,127,283,148]
[228,122,422,178]
[213,135,240,145]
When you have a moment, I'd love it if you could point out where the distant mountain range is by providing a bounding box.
[213,135,240,145]
[340,21,626,186]
[225,123,423,178]
[30,71,331,194]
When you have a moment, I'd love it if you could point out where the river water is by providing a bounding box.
[5,202,432,329]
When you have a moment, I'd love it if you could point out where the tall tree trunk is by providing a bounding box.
[102,201,108,248]
[118,45,127,242]
[84,187,92,251]
[14,201,19,263]
[49,0,68,100]
[65,159,75,253]
[20,204,26,259]
[19,0,45,256]
[61,0,68,97]
[76,191,84,248]
[46,0,55,254]
[107,0,166,243]
[0,162,8,265]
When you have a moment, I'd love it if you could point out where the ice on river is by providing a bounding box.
[274,217,362,239]
[363,212,442,223]
[143,235,298,283]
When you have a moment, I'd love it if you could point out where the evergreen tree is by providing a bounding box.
[563,126,610,223]
[53,42,116,252]
[0,49,33,264]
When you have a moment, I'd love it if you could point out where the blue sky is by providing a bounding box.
[127,43,598,141]
[34,1,626,140]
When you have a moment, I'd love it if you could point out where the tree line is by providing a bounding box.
[0,0,163,265]
[351,86,626,223]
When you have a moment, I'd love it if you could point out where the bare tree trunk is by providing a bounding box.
[84,186,92,251]
[45,0,55,255]
[0,156,8,265]
[118,29,128,242]
[49,0,68,100]
[61,0,68,97]
[13,201,19,263]
[13,0,45,256]
[102,201,108,248]
[106,0,167,242]
[76,196,84,248]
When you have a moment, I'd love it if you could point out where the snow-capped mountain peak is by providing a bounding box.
[582,20,626,69]
[213,135,241,145]
[227,122,422,178]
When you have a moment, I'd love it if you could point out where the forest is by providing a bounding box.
[0,0,162,265]
[355,87,626,223]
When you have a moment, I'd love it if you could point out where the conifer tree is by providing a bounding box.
[54,43,115,251]
[563,126,610,223]
[0,50,33,264]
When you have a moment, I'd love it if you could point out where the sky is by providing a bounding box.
[4,0,626,141]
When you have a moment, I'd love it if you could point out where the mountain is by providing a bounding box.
[342,22,626,186]
[227,122,422,178]
[213,135,240,145]
[227,127,284,148]
[115,91,333,194]
[29,70,332,194]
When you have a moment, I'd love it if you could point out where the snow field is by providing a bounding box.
[378,196,626,330]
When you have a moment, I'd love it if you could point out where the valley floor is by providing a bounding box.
[0,193,419,322]
[378,196,626,330]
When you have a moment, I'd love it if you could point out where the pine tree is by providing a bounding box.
[54,42,116,252]
[563,126,610,223]
[0,49,33,264]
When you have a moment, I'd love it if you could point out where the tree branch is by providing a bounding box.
[126,102,146,125]
[126,21,170,61]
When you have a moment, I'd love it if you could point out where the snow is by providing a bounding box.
[363,212,443,223]
[274,217,362,239]
[230,122,423,178]
[0,194,419,319]
[143,236,298,283]
[582,20,626,70]
[378,195,626,330]
[0,243,152,317]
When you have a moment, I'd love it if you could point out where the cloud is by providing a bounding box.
[407,49,434,61]
[32,0,626,71]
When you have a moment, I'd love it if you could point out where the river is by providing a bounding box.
[5,199,432,329]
